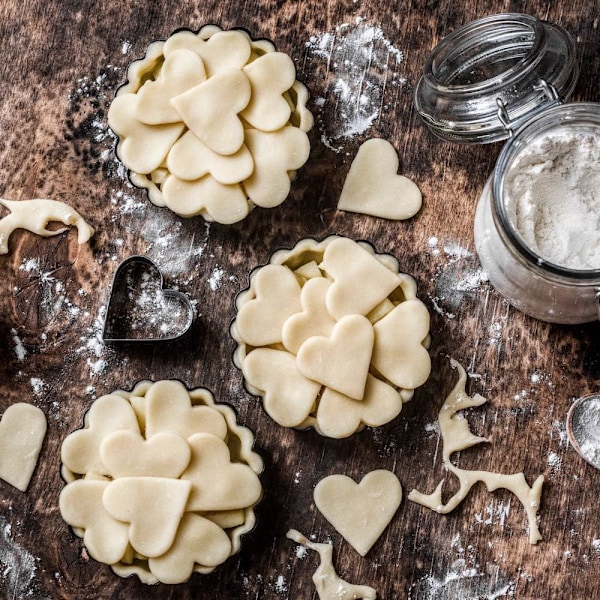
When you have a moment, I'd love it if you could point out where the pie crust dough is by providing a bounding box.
[107,25,313,224]
[287,529,377,600]
[313,470,402,556]
[408,360,544,544]
[338,139,422,220]
[59,380,263,584]
[0,403,47,491]
[0,198,94,255]
[231,236,431,438]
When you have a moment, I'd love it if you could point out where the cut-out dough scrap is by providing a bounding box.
[322,237,402,319]
[338,138,422,220]
[235,264,302,347]
[182,433,262,511]
[0,403,47,491]
[316,375,402,439]
[61,394,140,477]
[145,380,228,441]
[287,529,377,600]
[314,470,402,556]
[99,430,191,479]
[103,476,191,557]
[135,49,207,125]
[296,314,374,401]
[371,300,431,390]
[0,198,94,255]
[59,479,130,565]
[171,68,251,156]
[408,360,544,544]
[148,514,232,584]
[243,348,321,427]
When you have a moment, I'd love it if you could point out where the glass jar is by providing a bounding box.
[416,13,600,323]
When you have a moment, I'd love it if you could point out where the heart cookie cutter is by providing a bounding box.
[102,255,195,344]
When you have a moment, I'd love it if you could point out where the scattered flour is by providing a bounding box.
[0,517,41,599]
[11,329,27,361]
[304,17,406,151]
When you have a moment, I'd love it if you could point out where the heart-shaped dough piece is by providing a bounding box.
[338,138,422,220]
[235,264,302,347]
[59,480,130,565]
[281,277,336,354]
[167,131,254,184]
[161,175,250,223]
[241,52,296,131]
[61,394,140,476]
[136,49,207,125]
[164,29,252,77]
[145,380,227,441]
[314,470,402,556]
[372,300,431,389]
[242,348,321,427]
[321,237,401,319]
[148,513,232,584]
[243,126,311,208]
[296,314,374,401]
[108,93,186,174]
[99,430,191,479]
[103,477,192,558]
[316,375,402,438]
[0,403,46,491]
[171,68,251,156]
[181,433,262,511]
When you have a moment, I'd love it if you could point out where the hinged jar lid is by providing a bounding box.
[414,13,579,143]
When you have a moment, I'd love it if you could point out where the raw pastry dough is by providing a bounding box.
[287,529,377,599]
[232,236,431,438]
[408,360,544,544]
[0,198,94,255]
[59,380,263,584]
[338,139,422,220]
[313,470,402,557]
[0,403,47,491]
[108,25,313,224]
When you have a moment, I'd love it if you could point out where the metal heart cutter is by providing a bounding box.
[102,256,195,344]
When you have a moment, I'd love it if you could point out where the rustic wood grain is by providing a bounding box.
[0,0,599,598]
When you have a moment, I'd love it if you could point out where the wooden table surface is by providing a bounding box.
[1,0,599,598]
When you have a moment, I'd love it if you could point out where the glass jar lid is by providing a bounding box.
[414,13,579,144]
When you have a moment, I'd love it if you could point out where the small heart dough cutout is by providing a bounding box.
[296,314,374,401]
[314,470,402,556]
[338,138,422,220]
[0,403,47,491]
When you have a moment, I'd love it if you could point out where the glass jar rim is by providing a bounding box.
[492,102,600,282]
[414,13,578,144]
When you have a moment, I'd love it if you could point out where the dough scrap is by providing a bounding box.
[60,380,263,584]
[408,360,544,544]
[313,470,402,557]
[0,198,94,255]
[108,25,313,224]
[0,403,47,491]
[338,138,422,220]
[232,236,431,438]
[286,529,377,599]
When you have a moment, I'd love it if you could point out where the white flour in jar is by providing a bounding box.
[504,128,600,270]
